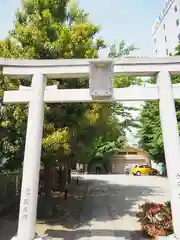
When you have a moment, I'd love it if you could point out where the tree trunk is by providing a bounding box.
[68,168,71,184]
[57,166,62,191]
[67,159,72,184]
[38,162,56,217]
[44,163,56,196]
[59,164,67,191]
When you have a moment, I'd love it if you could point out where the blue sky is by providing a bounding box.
[1,0,164,56]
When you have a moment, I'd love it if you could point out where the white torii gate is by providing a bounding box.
[1,57,180,240]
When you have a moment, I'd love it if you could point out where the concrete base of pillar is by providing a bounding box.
[156,235,178,240]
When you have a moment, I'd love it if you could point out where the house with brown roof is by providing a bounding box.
[110,146,150,174]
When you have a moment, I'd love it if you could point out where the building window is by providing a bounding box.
[166,49,169,55]
[175,5,178,12]
[165,36,167,42]
[127,152,138,155]
[163,24,166,30]
[155,49,157,54]
[178,33,180,42]
[154,38,156,44]
[176,19,180,26]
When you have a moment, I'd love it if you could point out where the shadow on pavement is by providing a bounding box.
[0,176,165,239]
[45,229,145,239]
[43,176,164,239]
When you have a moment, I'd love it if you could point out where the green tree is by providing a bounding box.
[108,40,137,58]
[138,101,165,164]
[0,0,140,193]
[175,44,180,55]
[138,75,180,165]
[0,0,106,190]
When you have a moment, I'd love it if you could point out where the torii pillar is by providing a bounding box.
[157,71,180,240]
[16,73,46,240]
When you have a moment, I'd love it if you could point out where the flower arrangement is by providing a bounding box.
[136,201,173,238]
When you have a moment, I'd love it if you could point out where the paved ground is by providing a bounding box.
[0,174,170,240]
[46,174,170,240]
[73,174,170,240]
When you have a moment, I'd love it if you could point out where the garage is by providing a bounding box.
[110,146,150,174]
[111,157,125,174]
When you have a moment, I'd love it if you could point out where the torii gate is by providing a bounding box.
[1,57,180,240]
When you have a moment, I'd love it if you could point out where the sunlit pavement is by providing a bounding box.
[74,174,170,240]
[2,174,170,240]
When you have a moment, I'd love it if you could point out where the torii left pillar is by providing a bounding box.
[14,73,46,240]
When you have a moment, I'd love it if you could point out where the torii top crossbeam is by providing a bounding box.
[2,56,180,103]
[1,56,180,78]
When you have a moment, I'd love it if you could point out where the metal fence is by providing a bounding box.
[0,172,21,205]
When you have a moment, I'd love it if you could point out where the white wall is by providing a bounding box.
[152,0,180,56]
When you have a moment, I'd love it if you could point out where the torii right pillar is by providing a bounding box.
[157,71,180,240]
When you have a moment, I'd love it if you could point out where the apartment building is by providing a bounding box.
[152,0,180,56]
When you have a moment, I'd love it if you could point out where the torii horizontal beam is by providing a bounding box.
[1,56,180,77]
[3,84,180,103]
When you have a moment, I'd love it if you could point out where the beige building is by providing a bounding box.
[110,146,150,174]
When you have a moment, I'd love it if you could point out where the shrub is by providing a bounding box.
[136,201,173,237]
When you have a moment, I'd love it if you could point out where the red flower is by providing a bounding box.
[155,230,163,236]
[149,206,161,214]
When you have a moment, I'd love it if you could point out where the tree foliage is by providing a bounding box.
[138,74,180,164]
[108,40,137,58]
[0,0,139,174]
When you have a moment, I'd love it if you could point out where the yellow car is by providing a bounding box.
[130,164,153,176]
